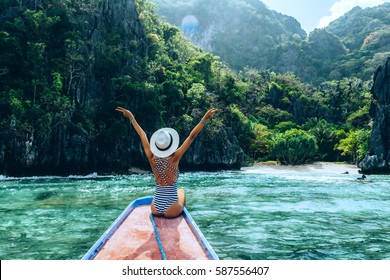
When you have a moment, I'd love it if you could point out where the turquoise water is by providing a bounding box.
[1,168,390,260]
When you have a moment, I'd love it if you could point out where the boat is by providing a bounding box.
[82,196,219,260]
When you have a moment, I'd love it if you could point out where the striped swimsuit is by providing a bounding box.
[152,157,179,215]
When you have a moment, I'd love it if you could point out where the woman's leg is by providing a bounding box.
[178,188,186,207]
[164,188,186,218]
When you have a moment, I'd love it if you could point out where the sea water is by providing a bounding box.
[1,167,390,260]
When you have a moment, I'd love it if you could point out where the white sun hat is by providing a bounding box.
[150,128,180,158]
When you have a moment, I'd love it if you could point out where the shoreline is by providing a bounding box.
[241,161,360,175]
[1,162,361,179]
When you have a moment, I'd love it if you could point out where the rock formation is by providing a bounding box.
[0,0,245,176]
[359,57,390,174]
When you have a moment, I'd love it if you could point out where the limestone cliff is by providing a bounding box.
[150,0,306,71]
[0,0,245,176]
[0,0,145,175]
[359,57,390,174]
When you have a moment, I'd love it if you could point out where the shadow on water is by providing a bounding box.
[34,191,57,201]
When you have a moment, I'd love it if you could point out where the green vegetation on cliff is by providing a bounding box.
[0,0,378,175]
[150,0,390,84]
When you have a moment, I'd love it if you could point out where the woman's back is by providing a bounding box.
[152,156,179,186]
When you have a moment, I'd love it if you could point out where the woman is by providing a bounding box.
[116,106,218,218]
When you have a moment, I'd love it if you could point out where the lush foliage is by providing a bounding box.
[271,129,318,165]
[150,0,390,84]
[0,0,376,173]
[234,69,372,164]
[0,3,73,144]
[336,129,371,164]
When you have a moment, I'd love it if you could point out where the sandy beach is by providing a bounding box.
[241,161,360,175]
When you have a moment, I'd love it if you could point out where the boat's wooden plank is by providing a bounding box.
[94,205,160,260]
[154,216,209,260]
[94,204,210,260]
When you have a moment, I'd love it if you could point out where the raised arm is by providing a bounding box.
[115,107,153,162]
[174,108,218,161]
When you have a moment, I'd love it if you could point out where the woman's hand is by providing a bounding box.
[203,108,218,121]
[115,106,134,120]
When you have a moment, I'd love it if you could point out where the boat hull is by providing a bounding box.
[82,196,218,260]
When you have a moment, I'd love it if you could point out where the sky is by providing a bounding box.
[260,0,390,33]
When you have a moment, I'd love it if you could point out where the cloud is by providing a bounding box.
[317,0,388,28]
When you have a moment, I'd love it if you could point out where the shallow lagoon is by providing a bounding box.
[1,164,390,260]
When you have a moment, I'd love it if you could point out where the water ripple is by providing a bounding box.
[1,171,390,259]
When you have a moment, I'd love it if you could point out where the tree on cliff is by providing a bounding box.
[0,0,378,175]
[0,0,247,175]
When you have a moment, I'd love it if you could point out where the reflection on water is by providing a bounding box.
[0,170,390,260]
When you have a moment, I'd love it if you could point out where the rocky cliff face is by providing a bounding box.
[0,0,145,176]
[150,0,306,71]
[359,57,390,174]
[0,0,245,176]
[180,127,245,171]
[150,1,390,84]
[270,29,348,83]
